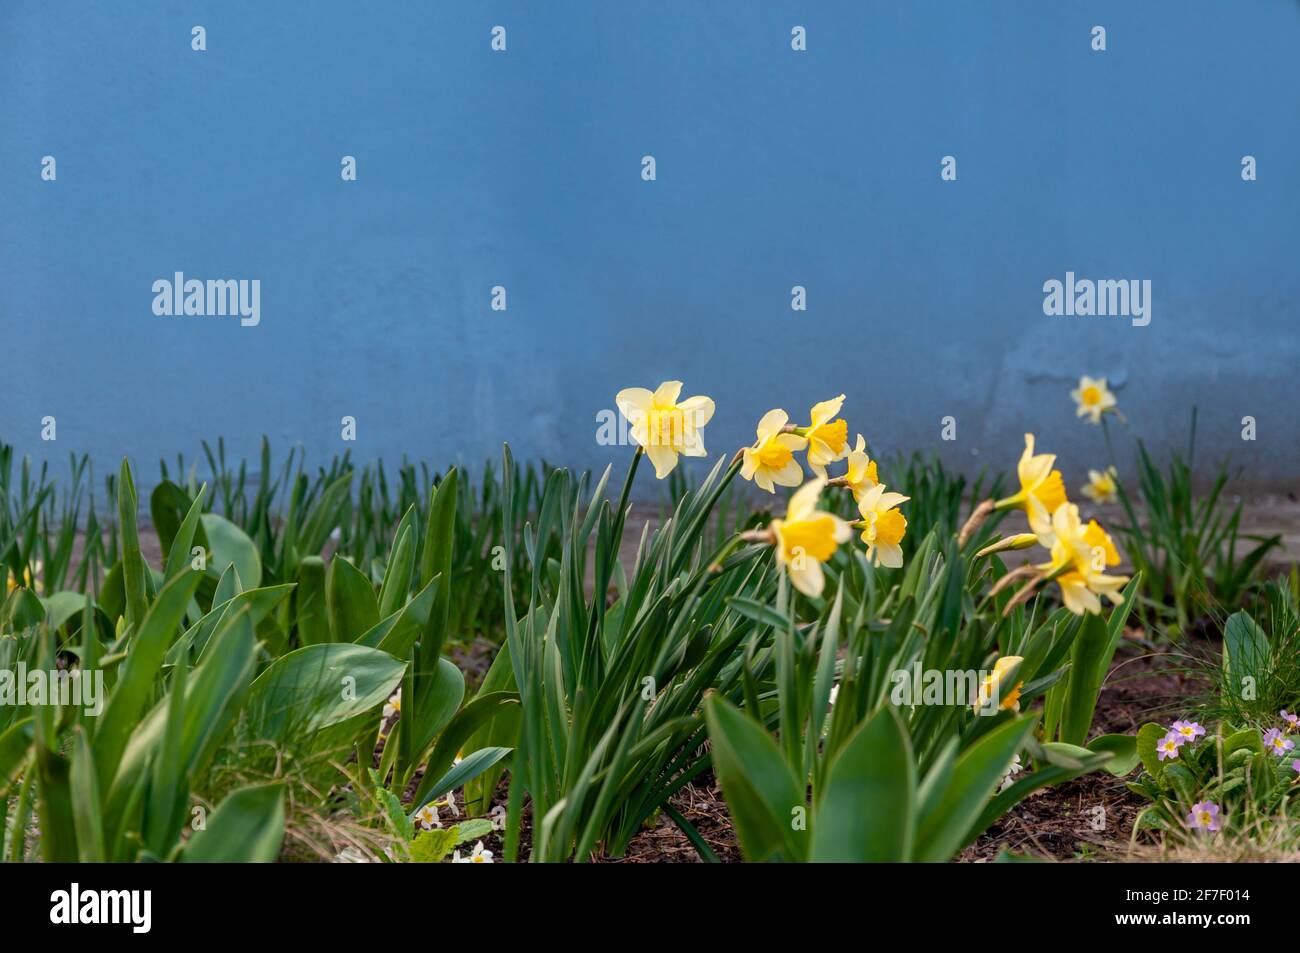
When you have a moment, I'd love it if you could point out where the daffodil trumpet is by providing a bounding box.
[739,409,807,493]
[855,484,909,568]
[765,478,852,597]
[787,395,851,478]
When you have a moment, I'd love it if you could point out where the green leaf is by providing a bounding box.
[1223,610,1269,691]
[180,783,285,862]
[411,746,512,813]
[100,609,259,858]
[294,472,354,559]
[378,518,416,618]
[327,556,379,642]
[38,591,92,633]
[413,690,519,807]
[703,695,805,862]
[914,715,1035,862]
[94,571,202,792]
[144,649,190,857]
[453,818,494,843]
[1135,722,1170,781]
[293,556,330,646]
[163,485,207,583]
[462,647,521,815]
[402,657,467,771]
[118,459,149,628]
[1060,612,1109,745]
[0,718,34,788]
[1087,733,1140,776]
[417,469,457,670]
[200,513,262,589]
[1224,727,1263,758]
[1163,763,1197,805]
[409,827,457,863]
[725,597,792,633]
[69,729,105,862]
[810,706,915,861]
[362,574,439,658]
[245,643,406,742]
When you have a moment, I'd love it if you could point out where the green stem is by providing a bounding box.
[604,446,643,578]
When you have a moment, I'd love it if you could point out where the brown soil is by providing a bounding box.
[594,775,743,863]
[463,772,741,864]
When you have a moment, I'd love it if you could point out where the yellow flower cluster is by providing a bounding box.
[747,395,910,592]
[989,429,1129,615]
[614,384,908,599]
[612,375,1126,610]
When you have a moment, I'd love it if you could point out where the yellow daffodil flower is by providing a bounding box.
[856,483,909,568]
[770,478,851,598]
[1037,503,1128,615]
[995,434,1069,538]
[740,409,807,493]
[1071,375,1117,424]
[974,656,1024,714]
[801,395,850,477]
[615,381,716,479]
[843,434,879,500]
[1081,466,1118,504]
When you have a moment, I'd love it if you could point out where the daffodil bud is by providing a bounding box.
[975,534,1040,559]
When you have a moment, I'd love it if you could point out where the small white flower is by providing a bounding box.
[452,841,494,864]
[436,790,459,818]
[414,803,442,831]
[379,690,401,737]
[998,754,1024,793]
[382,690,401,721]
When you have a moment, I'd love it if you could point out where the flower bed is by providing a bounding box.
[1,378,1294,863]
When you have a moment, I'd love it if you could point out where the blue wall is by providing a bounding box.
[3,1,1299,496]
